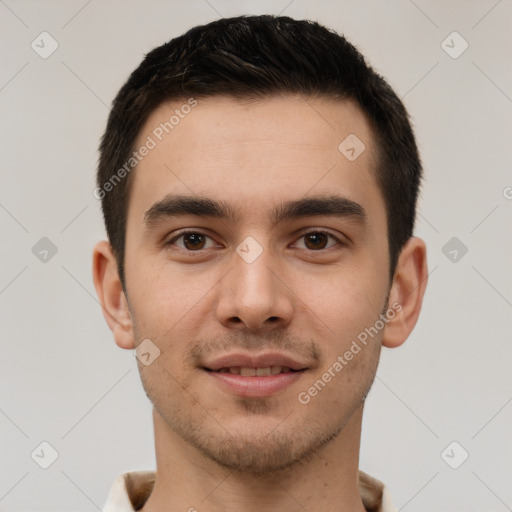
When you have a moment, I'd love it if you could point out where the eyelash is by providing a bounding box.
[165,229,346,252]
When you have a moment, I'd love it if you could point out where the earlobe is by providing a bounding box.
[382,237,428,349]
[92,241,135,350]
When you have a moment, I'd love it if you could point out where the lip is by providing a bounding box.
[203,352,309,372]
[202,351,309,398]
[205,370,306,398]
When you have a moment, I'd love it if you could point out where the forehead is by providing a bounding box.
[128,95,384,227]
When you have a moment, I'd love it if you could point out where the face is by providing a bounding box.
[123,95,392,474]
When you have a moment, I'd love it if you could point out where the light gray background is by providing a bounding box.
[1,1,511,511]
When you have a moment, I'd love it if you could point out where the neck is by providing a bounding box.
[141,404,367,512]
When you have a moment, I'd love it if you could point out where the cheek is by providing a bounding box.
[126,256,206,340]
[302,264,387,344]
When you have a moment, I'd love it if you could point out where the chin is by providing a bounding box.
[178,415,344,476]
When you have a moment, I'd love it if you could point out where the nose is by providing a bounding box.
[215,246,294,332]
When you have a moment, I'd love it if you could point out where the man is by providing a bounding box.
[93,15,427,512]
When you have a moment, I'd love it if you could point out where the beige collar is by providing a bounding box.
[103,469,397,512]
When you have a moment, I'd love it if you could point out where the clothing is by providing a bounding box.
[102,469,397,512]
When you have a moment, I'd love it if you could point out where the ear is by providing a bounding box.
[382,236,428,348]
[92,240,135,350]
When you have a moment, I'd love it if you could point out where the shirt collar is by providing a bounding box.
[102,469,396,512]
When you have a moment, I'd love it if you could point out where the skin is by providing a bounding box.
[93,95,427,512]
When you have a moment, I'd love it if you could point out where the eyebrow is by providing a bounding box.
[143,194,367,228]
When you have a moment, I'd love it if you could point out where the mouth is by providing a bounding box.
[205,366,303,376]
[201,352,309,398]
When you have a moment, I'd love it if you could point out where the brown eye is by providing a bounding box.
[181,233,206,250]
[167,231,214,251]
[295,231,341,251]
[303,232,329,250]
